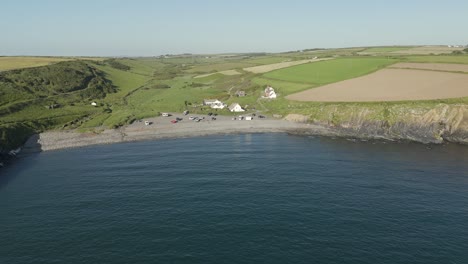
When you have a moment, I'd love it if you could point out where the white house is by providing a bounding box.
[263,86,277,99]
[91,102,98,106]
[228,103,245,112]
[203,99,226,109]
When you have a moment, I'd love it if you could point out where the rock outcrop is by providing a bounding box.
[286,104,468,144]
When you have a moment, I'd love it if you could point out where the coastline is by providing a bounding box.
[19,105,468,154]
[22,114,331,153]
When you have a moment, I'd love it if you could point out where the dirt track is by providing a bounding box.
[286,69,468,102]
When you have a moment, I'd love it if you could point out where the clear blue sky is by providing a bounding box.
[1,0,467,56]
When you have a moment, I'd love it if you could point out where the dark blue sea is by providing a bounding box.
[1,134,468,264]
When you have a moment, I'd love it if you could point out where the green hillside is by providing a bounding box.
[0,61,116,149]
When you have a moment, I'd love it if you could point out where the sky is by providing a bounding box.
[1,0,467,56]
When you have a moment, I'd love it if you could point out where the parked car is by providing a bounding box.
[183,110,189,115]
[211,117,216,120]
[189,116,195,120]
[161,113,171,117]
[258,115,266,118]
[171,120,178,123]
[176,117,183,121]
[144,121,152,125]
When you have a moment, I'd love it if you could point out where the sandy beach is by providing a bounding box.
[22,114,327,152]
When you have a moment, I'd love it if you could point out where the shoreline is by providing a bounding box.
[19,108,468,154]
[22,114,330,153]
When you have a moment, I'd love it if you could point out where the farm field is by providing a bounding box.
[187,62,255,73]
[0,56,103,71]
[243,58,331,74]
[360,46,414,53]
[194,69,241,79]
[286,69,468,102]
[404,55,468,64]
[263,57,397,86]
[389,62,468,73]
[395,46,464,55]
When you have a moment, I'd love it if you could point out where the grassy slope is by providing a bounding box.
[0,60,115,148]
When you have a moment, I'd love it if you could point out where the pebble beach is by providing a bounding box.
[22,114,328,152]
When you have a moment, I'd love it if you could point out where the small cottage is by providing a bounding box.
[228,103,245,112]
[263,86,277,99]
[203,99,226,109]
[91,102,98,106]
[235,91,246,97]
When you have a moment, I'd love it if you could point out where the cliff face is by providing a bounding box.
[286,104,468,144]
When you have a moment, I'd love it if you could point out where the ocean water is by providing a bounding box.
[1,134,468,264]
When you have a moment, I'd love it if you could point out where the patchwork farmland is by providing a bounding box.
[286,68,468,102]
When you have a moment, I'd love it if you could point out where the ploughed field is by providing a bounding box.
[286,67,468,102]
[389,62,468,73]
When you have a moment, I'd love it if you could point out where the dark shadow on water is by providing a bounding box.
[0,134,42,191]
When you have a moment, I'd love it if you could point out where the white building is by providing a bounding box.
[228,103,245,112]
[203,99,226,109]
[91,102,98,106]
[263,86,277,99]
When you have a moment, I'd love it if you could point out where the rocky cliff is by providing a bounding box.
[285,104,468,144]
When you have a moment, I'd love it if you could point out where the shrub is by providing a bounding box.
[107,59,131,71]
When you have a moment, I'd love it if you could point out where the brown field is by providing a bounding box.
[389,62,468,73]
[243,58,332,74]
[392,46,464,55]
[0,56,104,71]
[286,69,468,102]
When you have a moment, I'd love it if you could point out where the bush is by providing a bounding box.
[107,59,131,71]
[151,84,171,89]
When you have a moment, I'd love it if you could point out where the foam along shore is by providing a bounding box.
[22,114,328,152]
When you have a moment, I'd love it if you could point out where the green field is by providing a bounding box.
[263,58,397,88]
